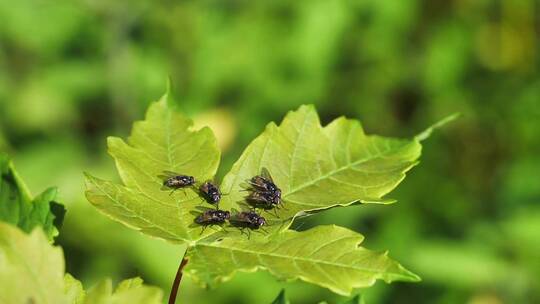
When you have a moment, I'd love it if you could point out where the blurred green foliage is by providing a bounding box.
[0,0,538,303]
[0,152,65,240]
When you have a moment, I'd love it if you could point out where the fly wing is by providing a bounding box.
[194,213,205,224]
[199,181,209,193]
[233,211,249,222]
[158,170,178,180]
[260,167,273,182]
[228,208,242,220]
[246,193,275,210]
[247,176,270,192]
[240,181,255,191]
[246,192,267,203]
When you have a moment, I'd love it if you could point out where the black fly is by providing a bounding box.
[194,209,230,234]
[245,168,282,214]
[247,191,281,209]
[248,168,280,194]
[159,171,195,195]
[230,211,267,239]
[199,181,222,207]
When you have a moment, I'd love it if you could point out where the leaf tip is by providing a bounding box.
[106,136,123,146]
[159,78,172,105]
[390,262,422,283]
[402,269,422,282]
[298,104,318,116]
[301,103,316,110]
[415,113,460,142]
[39,187,58,201]
[82,172,97,187]
[271,289,288,304]
[264,121,279,133]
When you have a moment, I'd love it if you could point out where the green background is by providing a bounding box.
[0,0,539,303]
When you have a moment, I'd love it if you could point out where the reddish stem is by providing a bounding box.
[168,257,189,304]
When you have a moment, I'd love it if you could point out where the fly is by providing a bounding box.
[199,181,222,207]
[230,211,267,239]
[159,171,195,195]
[194,209,230,234]
[248,168,280,194]
[245,168,283,216]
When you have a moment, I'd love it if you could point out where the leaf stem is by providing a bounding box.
[168,255,189,304]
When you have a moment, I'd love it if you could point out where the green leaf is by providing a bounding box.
[0,152,65,240]
[84,93,221,244]
[0,222,163,304]
[220,105,421,230]
[272,289,290,304]
[273,289,363,304]
[0,222,67,304]
[65,274,85,304]
[84,277,162,304]
[84,100,438,295]
[271,289,289,304]
[185,225,420,296]
[340,294,365,304]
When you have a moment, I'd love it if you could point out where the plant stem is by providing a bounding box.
[168,256,189,304]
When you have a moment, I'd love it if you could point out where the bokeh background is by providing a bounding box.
[1,1,539,303]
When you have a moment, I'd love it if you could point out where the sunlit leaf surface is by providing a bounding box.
[84,277,162,304]
[84,99,442,295]
[85,93,221,244]
[186,225,419,296]
[0,222,67,304]
[220,105,422,230]
[0,222,162,304]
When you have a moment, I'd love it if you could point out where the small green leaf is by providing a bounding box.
[0,222,163,304]
[0,222,67,304]
[115,277,144,292]
[83,280,111,304]
[186,225,419,296]
[319,295,366,304]
[271,289,289,304]
[221,105,421,230]
[84,93,221,244]
[0,152,65,240]
[65,274,85,304]
[85,277,162,304]
[340,294,365,304]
